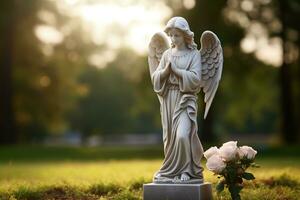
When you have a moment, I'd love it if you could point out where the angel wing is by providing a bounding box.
[199,31,223,119]
[148,32,170,77]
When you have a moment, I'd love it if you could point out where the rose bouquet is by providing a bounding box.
[204,141,258,200]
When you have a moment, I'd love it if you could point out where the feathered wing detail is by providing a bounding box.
[199,31,223,119]
[148,32,170,78]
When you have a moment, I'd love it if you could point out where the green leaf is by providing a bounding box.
[242,172,255,180]
[216,182,224,193]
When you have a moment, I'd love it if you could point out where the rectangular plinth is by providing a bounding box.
[143,182,213,200]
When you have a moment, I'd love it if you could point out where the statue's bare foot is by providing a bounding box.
[180,173,190,181]
[173,176,180,183]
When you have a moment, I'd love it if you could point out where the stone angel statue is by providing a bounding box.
[148,17,223,183]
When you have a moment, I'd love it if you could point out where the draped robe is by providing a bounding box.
[151,48,204,183]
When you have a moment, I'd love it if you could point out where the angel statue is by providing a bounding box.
[148,16,223,183]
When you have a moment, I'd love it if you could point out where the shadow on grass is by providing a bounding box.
[0,145,164,163]
[0,179,150,200]
[1,175,299,200]
[0,145,299,163]
[260,174,300,188]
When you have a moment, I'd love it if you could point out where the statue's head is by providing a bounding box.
[164,16,197,50]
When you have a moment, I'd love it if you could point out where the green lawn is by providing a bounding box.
[0,145,299,200]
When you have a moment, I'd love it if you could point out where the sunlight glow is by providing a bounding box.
[240,35,282,67]
[35,25,64,44]
[183,0,196,10]
[37,10,57,25]
[77,2,172,53]
[255,37,282,67]
[88,50,117,69]
[241,0,253,12]
[225,1,283,67]
[240,22,283,67]
[241,35,256,53]
[47,0,172,68]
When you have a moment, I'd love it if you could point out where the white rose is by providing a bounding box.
[238,146,257,160]
[222,141,238,148]
[204,146,219,159]
[206,154,226,174]
[219,143,238,162]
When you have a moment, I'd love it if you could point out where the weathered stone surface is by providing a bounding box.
[143,182,213,200]
[148,17,223,183]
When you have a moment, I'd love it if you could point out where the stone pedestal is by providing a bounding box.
[143,182,213,200]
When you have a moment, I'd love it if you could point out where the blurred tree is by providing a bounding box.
[69,48,161,138]
[223,0,299,143]
[0,1,16,144]
[0,0,95,143]
[2,0,297,145]
[166,0,281,143]
[69,61,135,138]
[107,49,162,134]
[132,67,162,133]
[278,0,300,143]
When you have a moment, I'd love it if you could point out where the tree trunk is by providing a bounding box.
[199,98,215,144]
[278,0,297,144]
[202,111,215,143]
[0,1,16,144]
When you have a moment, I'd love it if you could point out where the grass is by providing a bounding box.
[0,145,299,199]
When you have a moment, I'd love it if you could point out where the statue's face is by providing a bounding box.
[169,28,185,48]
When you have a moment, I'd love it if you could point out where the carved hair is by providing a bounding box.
[164,16,197,50]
